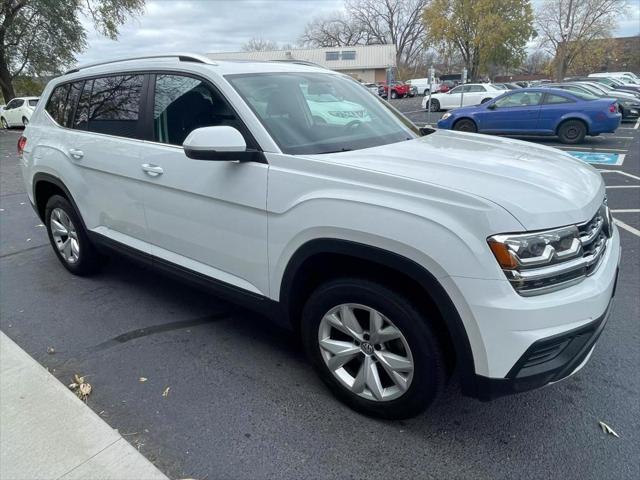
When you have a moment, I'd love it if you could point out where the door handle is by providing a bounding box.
[69,149,84,160]
[141,163,164,176]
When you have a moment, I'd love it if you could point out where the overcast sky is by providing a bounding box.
[75,0,640,65]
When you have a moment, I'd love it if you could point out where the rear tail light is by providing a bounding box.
[609,104,617,113]
[17,135,26,156]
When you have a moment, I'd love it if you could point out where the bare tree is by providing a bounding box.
[535,0,626,81]
[299,11,368,47]
[522,50,552,75]
[346,0,428,67]
[241,37,279,52]
[299,0,429,68]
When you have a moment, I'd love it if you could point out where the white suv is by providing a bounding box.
[1,96,39,128]
[19,54,620,419]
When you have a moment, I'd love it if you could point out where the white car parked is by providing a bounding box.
[422,83,502,111]
[1,96,39,128]
[19,54,620,419]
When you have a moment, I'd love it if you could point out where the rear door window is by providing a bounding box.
[87,74,144,139]
[60,82,83,127]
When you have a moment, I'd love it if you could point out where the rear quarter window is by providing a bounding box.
[28,99,38,107]
[45,85,70,125]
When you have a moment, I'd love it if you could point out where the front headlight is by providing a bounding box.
[441,112,452,120]
[487,203,612,296]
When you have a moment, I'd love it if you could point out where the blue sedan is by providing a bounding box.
[436,88,621,144]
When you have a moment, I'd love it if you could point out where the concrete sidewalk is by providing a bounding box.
[0,331,168,480]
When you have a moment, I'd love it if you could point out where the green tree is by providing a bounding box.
[0,0,144,102]
[423,0,535,79]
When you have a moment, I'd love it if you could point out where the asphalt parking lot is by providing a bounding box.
[1,111,639,479]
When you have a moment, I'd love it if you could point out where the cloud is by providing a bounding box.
[76,0,343,64]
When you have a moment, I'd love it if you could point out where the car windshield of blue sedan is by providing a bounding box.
[227,72,420,155]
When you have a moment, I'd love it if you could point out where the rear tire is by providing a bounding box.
[557,119,586,144]
[301,277,446,419]
[453,118,477,132]
[44,195,103,276]
[390,90,398,99]
[22,116,28,126]
[480,98,491,104]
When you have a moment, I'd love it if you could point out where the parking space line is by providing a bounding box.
[556,146,628,152]
[615,219,640,238]
[599,170,640,181]
[611,209,640,213]
[605,185,640,189]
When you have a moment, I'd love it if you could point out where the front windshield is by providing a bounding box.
[227,72,419,155]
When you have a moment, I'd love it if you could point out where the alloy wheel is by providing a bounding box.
[50,208,80,264]
[318,303,414,402]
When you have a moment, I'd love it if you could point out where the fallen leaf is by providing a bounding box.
[26,238,31,242]
[47,347,55,354]
[74,374,85,384]
[139,377,148,383]
[79,383,92,398]
[162,387,170,397]
[599,421,619,438]
[68,383,78,390]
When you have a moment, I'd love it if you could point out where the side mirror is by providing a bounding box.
[183,126,264,162]
[487,103,497,110]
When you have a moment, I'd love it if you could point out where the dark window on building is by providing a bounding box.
[87,74,144,138]
[543,94,573,105]
[73,80,93,130]
[45,84,70,125]
[153,74,243,146]
[341,50,356,60]
[325,51,340,61]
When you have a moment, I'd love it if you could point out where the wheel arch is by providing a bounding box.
[555,115,590,135]
[452,117,478,131]
[32,173,86,231]
[280,238,477,394]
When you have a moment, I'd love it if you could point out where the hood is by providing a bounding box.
[311,130,604,231]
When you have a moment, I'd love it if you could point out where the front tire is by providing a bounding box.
[22,116,28,126]
[557,120,586,144]
[45,195,103,276]
[1,117,8,129]
[301,278,446,419]
[390,90,398,99]
[453,118,477,132]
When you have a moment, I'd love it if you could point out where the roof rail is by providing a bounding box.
[64,53,217,75]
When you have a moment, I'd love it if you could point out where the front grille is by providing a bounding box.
[577,205,610,275]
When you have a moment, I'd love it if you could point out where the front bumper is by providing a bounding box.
[443,224,620,400]
[473,272,616,400]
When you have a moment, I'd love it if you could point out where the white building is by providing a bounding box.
[207,44,396,83]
